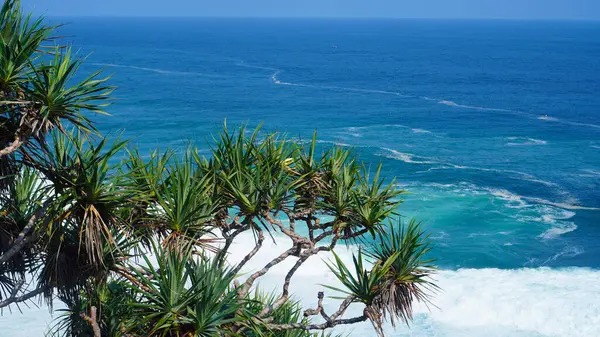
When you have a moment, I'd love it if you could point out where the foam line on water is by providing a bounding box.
[437,99,513,112]
[378,147,438,164]
[379,147,560,188]
[240,60,600,131]
[538,115,600,129]
[406,181,583,239]
[234,61,278,71]
[505,136,547,146]
[91,63,223,77]
[336,125,442,138]
[269,69,411,97]
[578,168,600,178]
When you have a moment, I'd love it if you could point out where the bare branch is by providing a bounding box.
[264,213,311,245]
[264,315,367,331]
[0,100,33,105]
[220,222,250,257]
[303,291,331,322]
[114,265,152,293]
[0,135,24,157]
[231,229,264,275]
[0,285,48,308]
[238,246,297,297]
[0,199,52,266]
[80,306,101,337]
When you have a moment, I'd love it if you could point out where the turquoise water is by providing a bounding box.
[6,18,599,336]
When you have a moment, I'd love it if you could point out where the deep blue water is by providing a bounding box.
[5,17,600,337]
[52,18,600,270]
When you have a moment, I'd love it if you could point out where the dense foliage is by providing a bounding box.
[0,1,438,336]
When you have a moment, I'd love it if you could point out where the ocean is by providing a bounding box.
[3,18,600,336]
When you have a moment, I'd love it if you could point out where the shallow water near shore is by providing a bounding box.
[1,18,599,336]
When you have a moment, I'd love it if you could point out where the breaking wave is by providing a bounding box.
[222,234,600,337]
[401,181,589,240]
[7,232,600,337]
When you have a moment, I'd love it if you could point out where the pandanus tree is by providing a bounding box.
[0,1,438,336]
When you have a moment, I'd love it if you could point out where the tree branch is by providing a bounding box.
[0,284,48,308]
[114,266,152,293]
[264,315,367,331]
[0,198,52,266]
[219,222,250,258]
[264,213,311,245]
[238,246,297,297]
[231,228,264,275]
[80,306,101,337]
[0,133,25,157]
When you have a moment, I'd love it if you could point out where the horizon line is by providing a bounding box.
[42,15,600,22]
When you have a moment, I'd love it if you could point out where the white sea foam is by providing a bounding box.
[412,128,433,134]
[406,182,587,239]
[579,169,600,177]
[270,70,298,86]
[242,62,600,132]
[315,139,354,147]
[505,136,547,146]
[538,115,600,129]
[422,162,559,188]
[538,222,578,240]
[538,115,560,122]
[235,62,278,71]
[378,147,437,164]
[438,100,512,112]
[267,67,411,97]
[223,235,600,337]
[91,63,221,77]
[471,187,587,236]
[542,246,584,264]
[4,233,600,337]
[521,196,600,211]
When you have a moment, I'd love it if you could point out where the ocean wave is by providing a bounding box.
[265,66,411,97]
[7,232,600,337]
[538,222,578,240]
[538,115,600,129]
[235,61,278,71]
[542,245,584,264]
[403,181,589,239]
[505,136,547,146]
[438,100,512,112]
[338,124,440,138]
[241,60,600,131]
[342,127,363,138]
[378,147,438,164]
[381,147,560,189]
[91,62,222,77]
[424,162,559,188]
[579,168,600,177]
[270,70,299,86]
[314,139,355,147]
[520,196,600,211]
[412,128,434,134]
[223,234,600,337]
[537,115,560,122]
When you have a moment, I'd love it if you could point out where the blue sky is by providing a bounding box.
[24,0,600,20]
